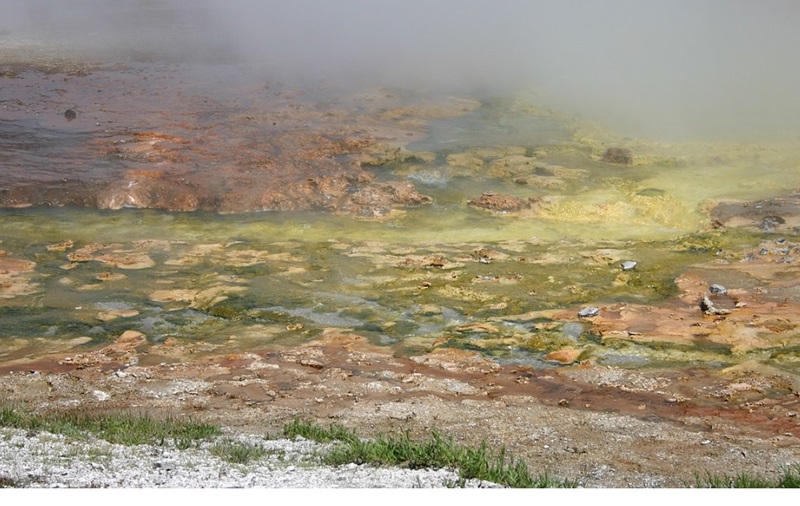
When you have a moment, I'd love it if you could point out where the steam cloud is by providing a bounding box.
[3,0,799,140]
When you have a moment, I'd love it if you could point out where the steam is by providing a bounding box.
[3,0,800,140]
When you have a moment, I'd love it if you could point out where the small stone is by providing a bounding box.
[64,109,77,121]
[620,260,638,271]
[709,284,727,295]
[700,295,731,315]
[92,390,110,401]
[578,306,600,318]
[299,358,324,369]
[601,147,633,165]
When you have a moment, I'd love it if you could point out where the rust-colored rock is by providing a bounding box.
[554,248,800,354]
[710,191,800,233]
[116,330,147,346]
[97,170,205,212]
[343,181,432,218]
[0,68,453,215]
[0,255,36,273]
[543,347,583,364]
[260,175,352,212]
[0,253,38,299]
[57,330,147,368]
[467,192,536,212]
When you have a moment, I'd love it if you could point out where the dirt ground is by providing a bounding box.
[2,328,799,488]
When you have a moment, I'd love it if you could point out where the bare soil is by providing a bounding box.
[2,328,799,488]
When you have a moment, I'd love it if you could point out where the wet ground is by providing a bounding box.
[2,42,800,486]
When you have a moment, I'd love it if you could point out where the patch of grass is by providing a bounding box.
[283,418,360,444]
[65,444,114,460]
[777,468,800,487]
[0,403,219,448]
[282,419,577,488]
[695,466,800,488]
[210,438,268,464]
[0,476,23,488]
[0,405,27,428]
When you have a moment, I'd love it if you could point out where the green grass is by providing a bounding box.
[283,419,577,488]
[283,418,361,444]
[695,466,800,488]
[0,403,220,448]
[210,438,268,464]
[0,476,23,488]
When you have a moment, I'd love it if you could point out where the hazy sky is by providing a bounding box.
[3,0,800,140]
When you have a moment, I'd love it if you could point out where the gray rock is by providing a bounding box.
[708,284,727,295]
[700,295,731,315]
[601,147,633,165]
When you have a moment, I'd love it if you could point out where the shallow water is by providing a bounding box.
[2,51,800,375]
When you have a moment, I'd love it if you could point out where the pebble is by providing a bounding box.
[708,284,727,295]
[578,306,600,318]
[620,260,638,271]
[92,390,111,401]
